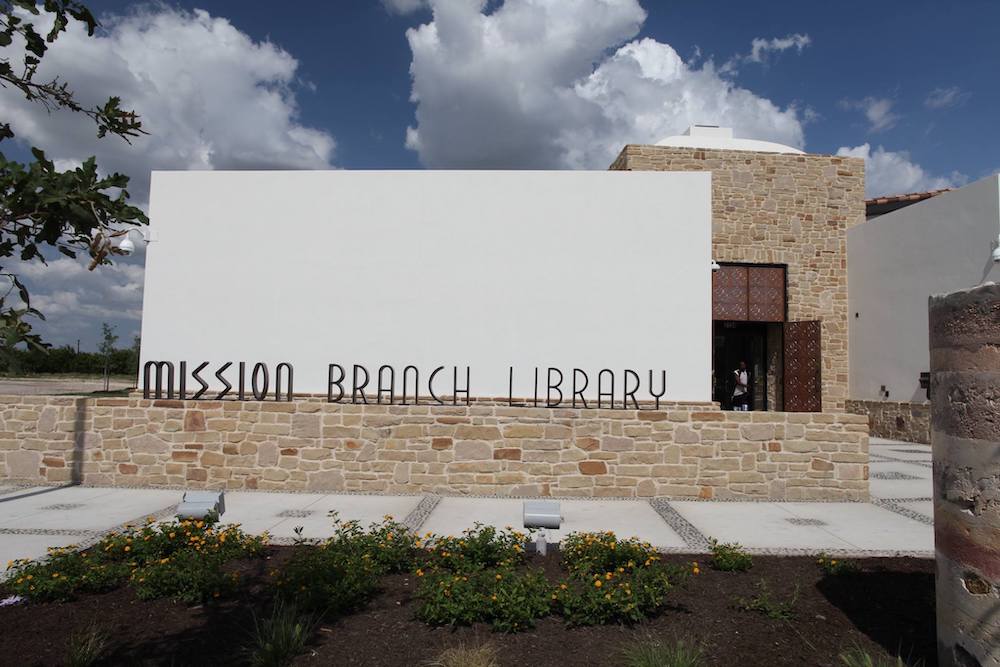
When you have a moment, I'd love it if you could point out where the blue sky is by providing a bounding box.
[76,0,997,176]
[3,0,998,350]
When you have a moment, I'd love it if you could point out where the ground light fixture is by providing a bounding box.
[176,490,226,520]
[523,500,561,556]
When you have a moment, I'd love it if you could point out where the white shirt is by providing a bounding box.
[733,370,748,396]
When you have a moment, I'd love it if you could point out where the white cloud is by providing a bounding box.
[839,97,899,133]
[747,33,811,64]
[382,0,429,14]
[924,86,969,110]
[836,143,966,197]
[404,0,806,169]
[9,256,146,347]
[0,6,336,348]
[1,6,335,205]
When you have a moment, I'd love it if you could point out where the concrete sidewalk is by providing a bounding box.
[0,439,933,566]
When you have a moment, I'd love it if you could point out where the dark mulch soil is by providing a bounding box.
[0,548,935,667]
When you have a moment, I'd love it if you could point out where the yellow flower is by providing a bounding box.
[594,580,602,588]
[495,574,502,581]
[551,594,558,600]
[693,567,700,575]
[605,572,612,580]
[124,546,131,552]
[559,584,567,590]
[52,573,60,578]
[416,569,424,577]
[831,560,838,565]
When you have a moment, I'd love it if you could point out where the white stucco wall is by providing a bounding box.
[849,174,1000,401]
[140,170,712,402]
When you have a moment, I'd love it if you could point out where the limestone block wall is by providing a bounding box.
[610,146,865,412]
[0,395,869,501]
[929,283,1000,667]
[846,399,930,444]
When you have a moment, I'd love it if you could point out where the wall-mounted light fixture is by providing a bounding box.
[711,260,721,272]
[992,233,1000,262]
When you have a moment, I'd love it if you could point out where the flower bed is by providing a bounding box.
[0,519,935,666]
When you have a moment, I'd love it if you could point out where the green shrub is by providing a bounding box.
[735,579,799,620]
[817,553,860,576]
[273,514,418,615]
[4,518,265,603]
[421,524,528,572]
[248,600,317,667]
[273,541,380,616]
[560,531,661,576]
[556,567,674,626]
[322,513,418,575]
[65,623,109,667]
[132,549,241,604]
[620,637,706,667]
[708,538,753,572]
[414,567,552,632]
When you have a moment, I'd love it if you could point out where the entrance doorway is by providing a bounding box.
[713,321,769,410]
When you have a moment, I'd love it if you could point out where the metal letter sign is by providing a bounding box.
[143,362,670,409]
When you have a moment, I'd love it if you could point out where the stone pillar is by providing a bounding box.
[929,283,1000,667]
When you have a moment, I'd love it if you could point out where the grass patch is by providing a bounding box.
[839,644,923,667]
[65,623,109,667]
[735,579,799,620]
[425,643,500,667]
[247,601,317,667]
[620,637,706,667]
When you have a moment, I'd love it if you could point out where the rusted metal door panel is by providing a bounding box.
[748,266,785,322]
[783,320,822,412]
[712,265,748,320]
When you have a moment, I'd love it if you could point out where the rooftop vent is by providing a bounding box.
[684,125,733,139]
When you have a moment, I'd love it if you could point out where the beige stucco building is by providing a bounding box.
[610,126,866,413]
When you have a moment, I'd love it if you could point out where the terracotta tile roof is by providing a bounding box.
[865,188,951,217]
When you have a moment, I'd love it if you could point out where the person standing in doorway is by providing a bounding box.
[732,361,750,411]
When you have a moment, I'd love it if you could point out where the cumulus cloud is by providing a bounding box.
[836,143,966,197]
[12,257,145,345]
[839,96,899,133]
[924,86,969,110]
[747,33,811,64]
[0,6,336,348]
[382,0,429,14]
[404,0,806,169]
[1,6,335,205]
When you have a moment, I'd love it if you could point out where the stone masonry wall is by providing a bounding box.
[0,395,868,501]
[929,284,1000,667]
[846,399,930,444]
[610,146,866,412]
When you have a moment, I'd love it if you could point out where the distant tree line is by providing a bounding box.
[0,325,139,377]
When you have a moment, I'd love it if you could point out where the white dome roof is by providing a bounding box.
[656,125,804,155]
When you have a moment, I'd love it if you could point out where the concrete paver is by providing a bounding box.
[1,533,82,566]
[670,501,857,552]
[0,487,178,531]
